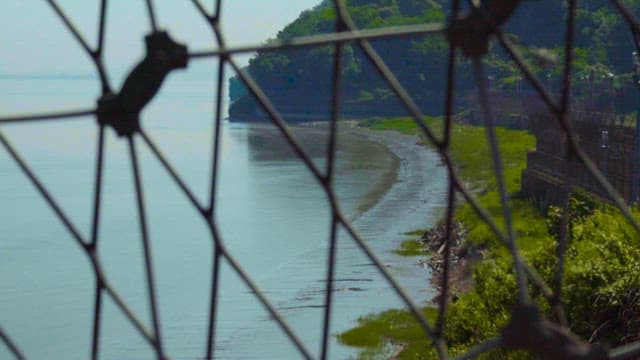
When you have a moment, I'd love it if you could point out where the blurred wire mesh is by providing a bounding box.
[2,0,640,359]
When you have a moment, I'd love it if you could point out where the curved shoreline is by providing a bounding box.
[297,121,436,222]
[346,124,443,225]
[212,121,448,359]
[349,130,401,218]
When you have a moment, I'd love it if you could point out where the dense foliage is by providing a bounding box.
[229,0,640,120]
[230,0,455,120]
[339,117,640,359]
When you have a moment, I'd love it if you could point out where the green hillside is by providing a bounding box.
[229,0,640,121]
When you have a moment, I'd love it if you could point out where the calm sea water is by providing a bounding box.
[0,69,447,359]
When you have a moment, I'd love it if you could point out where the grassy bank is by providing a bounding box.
[339,117,640,359]
[360,117,532,192]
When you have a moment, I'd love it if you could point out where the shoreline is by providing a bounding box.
[228,120,448,359]
[296,120,439,222]
[346,124,473,301]
[348,126,430,219]
[347,123,477,301]
[346,127,401,219]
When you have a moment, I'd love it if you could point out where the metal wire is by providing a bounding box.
[550,0,579,328]
[3,1,640,359]
[128,136,165,360]
[434,1,461,339]
[320,3,347,358]
[0,109,96,124]
[188,23,447,59]
[0,326,26,360]
[474,58,529,303]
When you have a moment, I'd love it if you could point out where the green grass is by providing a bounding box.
[338,116,538,359]
[338,308,440,359]
[393,239,428,257]
[360,116,534,193]
[404,229,429,236]
[341,116,640,359]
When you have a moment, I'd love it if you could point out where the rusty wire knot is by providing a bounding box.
[502,304,609,360]
[448,0,521,58]
[97,31,188,137]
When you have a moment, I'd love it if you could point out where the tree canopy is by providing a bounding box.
[229,0,640,121]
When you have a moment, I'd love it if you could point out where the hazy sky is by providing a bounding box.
[0,1,321,76]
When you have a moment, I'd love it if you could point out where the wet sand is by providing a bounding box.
[297,120,440,221]
[245,122,404,218]
[346,125,433,218]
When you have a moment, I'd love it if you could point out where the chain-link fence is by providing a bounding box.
[3,0,640,359]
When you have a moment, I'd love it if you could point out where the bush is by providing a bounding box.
[340,117,640,358]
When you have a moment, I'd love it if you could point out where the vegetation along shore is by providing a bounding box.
[338,116,640,359]
[225,0,640,358]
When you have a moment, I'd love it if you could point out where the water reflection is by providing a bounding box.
[244,124,328,163]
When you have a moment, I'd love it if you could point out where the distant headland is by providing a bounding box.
[228,0,638,123]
